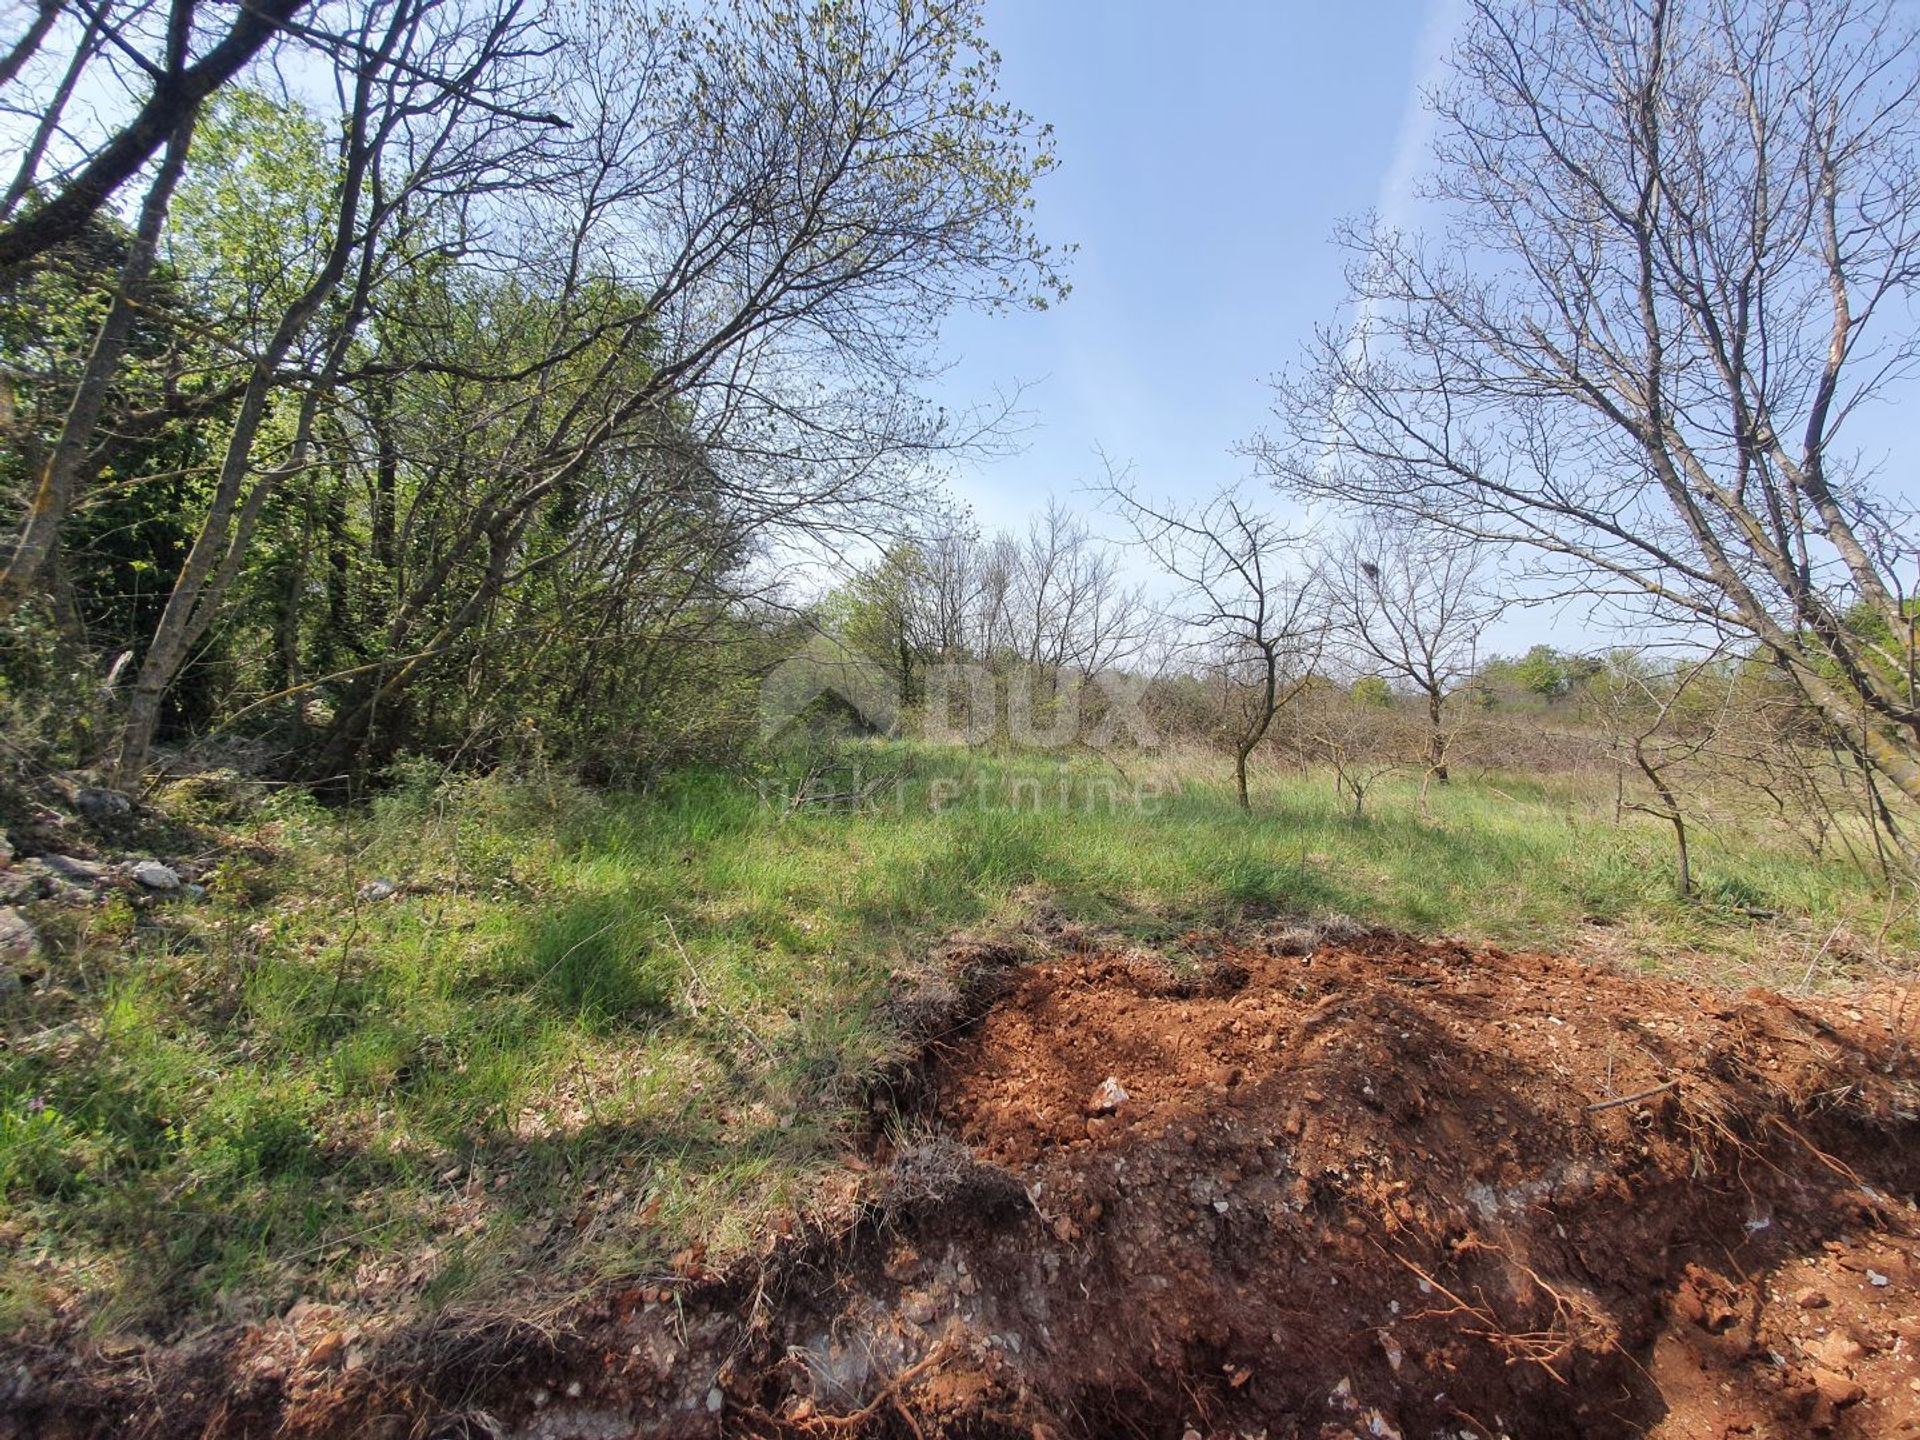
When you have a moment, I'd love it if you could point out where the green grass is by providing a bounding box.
[0,742,1908,1336]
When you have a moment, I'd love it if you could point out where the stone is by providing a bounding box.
[74,788,133,826]
[358,878,399,902]
[40,854,104,884]
[1087,1076,1130,1115]
[132,861,181,891]
[1805,1331,1865,1369]
[1811,1367,1865,1407]
[1378,1331,1404,1371]
[1796,1287,1831,1309]
[0,908,40,967]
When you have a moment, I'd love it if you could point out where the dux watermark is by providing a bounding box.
[758,640,1157,751]
[756,639,1164,814]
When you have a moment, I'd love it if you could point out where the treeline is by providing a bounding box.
[787,496,1910,888]
[0,0,1060,788]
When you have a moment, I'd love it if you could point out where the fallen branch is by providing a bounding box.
[1584,1080,1677,1113]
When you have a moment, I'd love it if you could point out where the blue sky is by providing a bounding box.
[934,0,1457,538]
[930,0,1916,655]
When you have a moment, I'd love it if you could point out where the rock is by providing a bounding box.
[1378,1330,1404,1371]
[1796,1287,1831,1309]
[1867,1269,1890,1287]
[0,908,40,967]
[74,788,133,826]
[358,878,399,902]
[132,861,181,891]
[705,1387,723,1413]
[1811,1367,1865,1407]
[1087,1076,1130,1115]
[0,871,35,905]
[40,854,105,884]
[183,883,208,901]
[1805,1331,1864,1369]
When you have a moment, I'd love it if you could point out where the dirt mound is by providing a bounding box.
[7,929,1919,1439]
[912,931,1920,1437]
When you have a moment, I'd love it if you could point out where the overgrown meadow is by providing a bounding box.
[0,743,1909,1335]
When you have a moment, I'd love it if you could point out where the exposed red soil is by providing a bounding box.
[6,926,1919,1439]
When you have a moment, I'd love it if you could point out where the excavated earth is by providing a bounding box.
[6,924,1920,1439]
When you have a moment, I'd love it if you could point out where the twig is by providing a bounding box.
[1584,1079,1677,1112]
[663,914,773,1061]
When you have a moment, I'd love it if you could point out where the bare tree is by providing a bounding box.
[0,0,312,278]
[0,0,332,617]
[1004,501,1149,683]
[0,113,194,622]
[1327,524,1504,785]
[1100,473,1321,809]
[1593,647,1737,898]
[1255,0,1920,825]
[1278,674,1408,818]
[39,0,1061,782]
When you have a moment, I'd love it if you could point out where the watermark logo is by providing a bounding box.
[758,638,1159,752]
[758,638,902,739]
[763,757,1168,817]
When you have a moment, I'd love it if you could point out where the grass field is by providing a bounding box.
[1,742,1911,1337]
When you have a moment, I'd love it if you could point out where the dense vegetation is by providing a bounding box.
[1,0,1062,786]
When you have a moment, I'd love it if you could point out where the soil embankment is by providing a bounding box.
[8,927,1919,1438]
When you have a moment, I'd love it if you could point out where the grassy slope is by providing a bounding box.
[0,742,1907,1336]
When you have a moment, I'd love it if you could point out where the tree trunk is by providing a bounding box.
[1426,688,1449,782]
[1633,739,1692,899]
[1669,808,1691,899]
[0,118,192,620]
